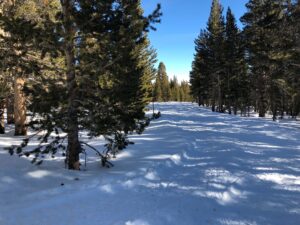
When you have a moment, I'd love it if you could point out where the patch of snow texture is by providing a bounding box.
[27,170,52,179]
[1,102,300,225]
[125,220,150,225]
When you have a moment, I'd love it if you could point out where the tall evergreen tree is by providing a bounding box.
[153,73,163,102]
[242,0,292,119]
[0,75,9,134]
[6,93,14,124]
[224,8,249,115]
[288,0,300,117]
[191,0,299,119]
[0,0,161,169]
[190,0,226,111]
[207,0,226,112]
[190,30,210,106]
[170,75,180,101]
[158,62,171,102]
[179,81,192,102]
[0,1,14,133]
[0,4,7,134]
[153,62,171,102]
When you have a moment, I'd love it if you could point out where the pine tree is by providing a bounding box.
[0,4,8,134]
[242,0,292,119]
[0,0,28,135]
[190,0,226,111]
[190,30,210,106]
[0,1,15,132]
[0,75,9,134]
[14,77,27,135]
[6,94,14,124]
[153,62,171,102]
[224,8,249,115]
[179,81,192,102]
[157,62,171,102]
[170,75,180,101]
[153,74,163,102]
[191,0,298,119]
[0,0,161,169]
[207,0,226,112]
[289,0,300,117]
[242,0,266,117]
[86,0,159,136]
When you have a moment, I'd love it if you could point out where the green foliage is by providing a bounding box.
[170,76,180,101]
[153,74,163,102]
[190,30,211,106]
[224,8,249,115]
[191,0,227,111]
[153,64,192,102]
[0,0,161,168]
[191,0,299,119]
[153,62,171,102]
[242,0,294,118]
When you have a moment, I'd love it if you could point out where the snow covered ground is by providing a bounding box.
[0,102,299,225]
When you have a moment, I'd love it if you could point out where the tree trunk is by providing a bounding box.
[211,88,216,112]
[258,91,266,117]
[227,72,231,114]
[198,95,203,106]
[280,95,285,119]
[233,97,237,115]
[217,74,222,112]
[272,107,277,121]
[14,77,27,136]
[257,72,266,117]
[0,100,5,134]
[258,105,265,117]
[6,94,14,124]
[233,106,237,115]
[62,0,81,170]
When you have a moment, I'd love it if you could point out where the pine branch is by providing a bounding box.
[80,141,114,168]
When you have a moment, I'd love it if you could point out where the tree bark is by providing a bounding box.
[217,74,224,113]
[62,0,81,170]
[6,94,14,124]
[258,72,267,118]
[211,87,216,112]
[0,100,5,134]
[280,95,285,119]
[233,101,238,115]
[14,77,27,136]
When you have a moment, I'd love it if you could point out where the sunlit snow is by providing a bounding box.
[0,102,299,225]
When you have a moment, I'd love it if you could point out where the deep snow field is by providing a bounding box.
[0,102,299,225]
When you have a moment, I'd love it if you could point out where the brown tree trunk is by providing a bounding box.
[62,0,81,170]
[258,71,267,118]
[227,72,231,114]
[217,74,223,113]
[280,95,285,119]
[14,77,27,136]
[234,98,238,115]
[211,87,216,112]
[6,94,14,124]
[258,94,266,118]
[0,99,5,134]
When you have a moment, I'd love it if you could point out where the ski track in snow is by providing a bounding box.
[0,102,299,225]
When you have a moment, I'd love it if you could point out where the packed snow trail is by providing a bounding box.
[0,102,299,225]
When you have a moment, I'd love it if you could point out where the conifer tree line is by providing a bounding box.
[190,0,300,120]
[0,0,161,169]
[153,62,192,102]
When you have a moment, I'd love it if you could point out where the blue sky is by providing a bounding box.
[142,0,248,81]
